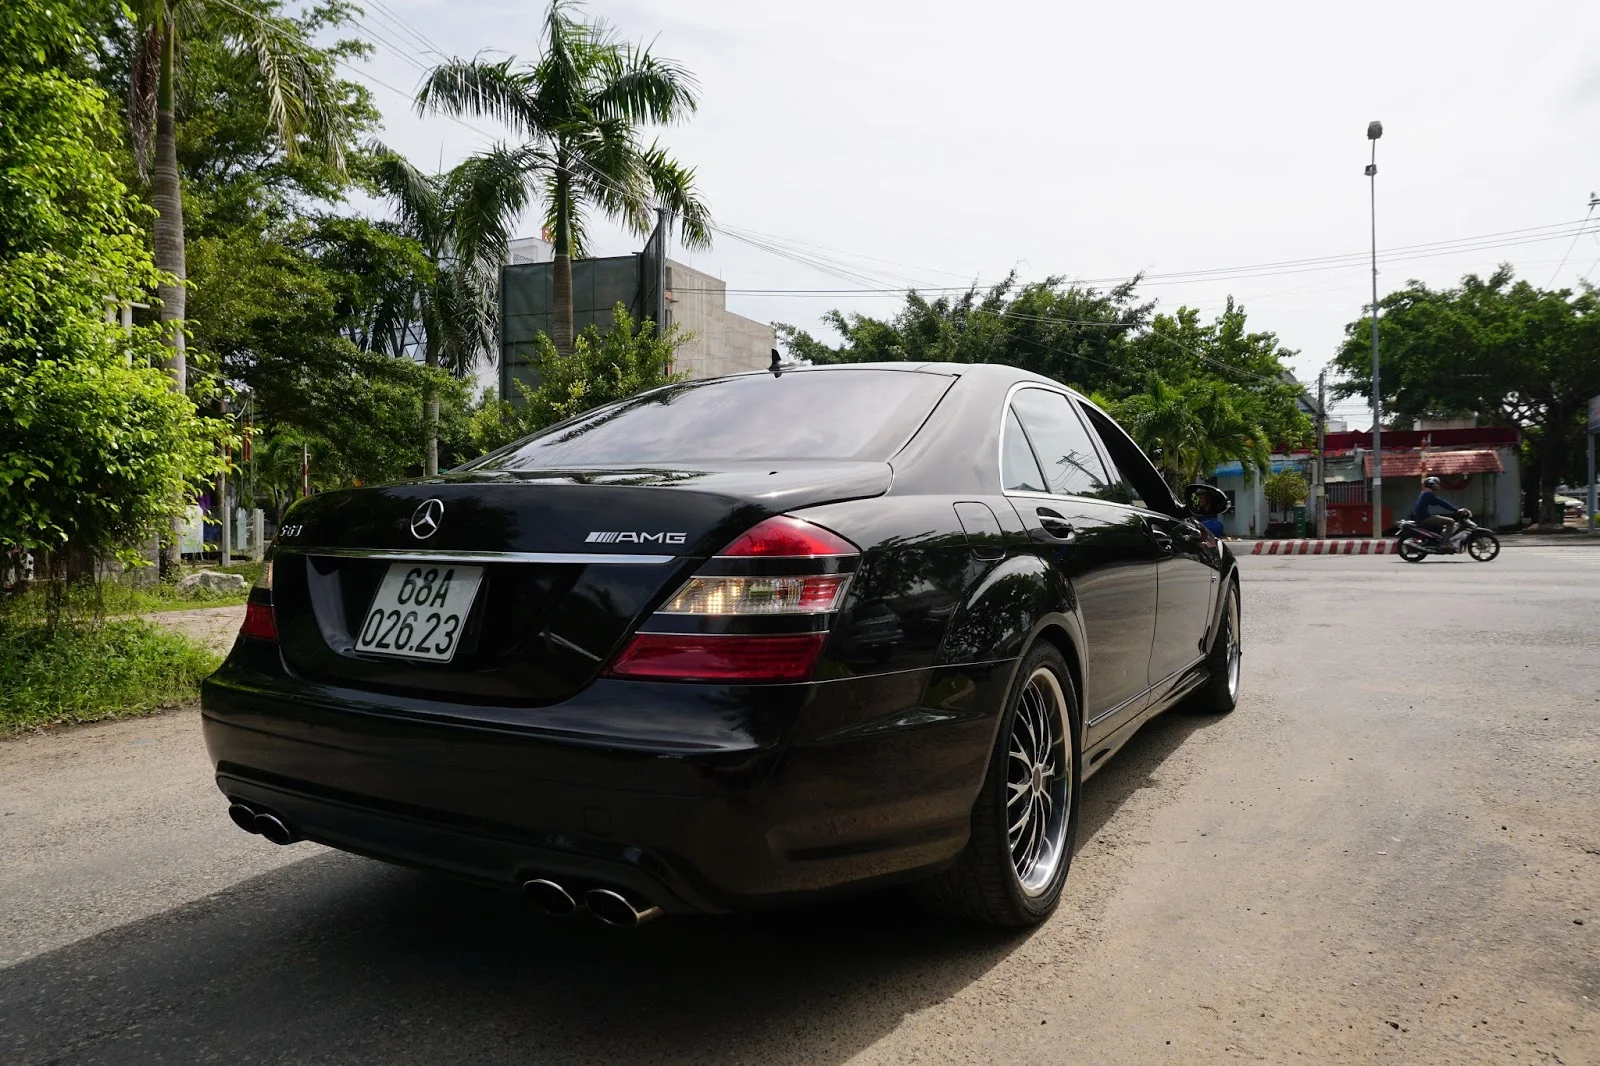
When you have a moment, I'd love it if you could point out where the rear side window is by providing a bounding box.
[1002,408,1047,492]
[1076,399,1181,515]
[473,369,952,469]
[1009,389,1114,498]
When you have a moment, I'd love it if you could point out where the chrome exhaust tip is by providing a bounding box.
[584,888,663,927]
[253,812,296,846]
[523,878,578,916]
[227,802,259,834]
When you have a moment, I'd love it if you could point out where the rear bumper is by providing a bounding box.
[200,651,1013,913]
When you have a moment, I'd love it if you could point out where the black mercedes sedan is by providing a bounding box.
[203,362,1239,927]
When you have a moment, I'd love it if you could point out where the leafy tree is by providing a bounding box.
[471,304,683,453]
[1100,374,1273,489]
[1333,268,1600,525]
[366,148,532,474]
[125,0,354,392]
[779,277,1309,479]
[778,273,1152,389]
[418,0,711,357]
[1125,300,1312,452]
[1264,470,1309,510]
[0,0,224,588]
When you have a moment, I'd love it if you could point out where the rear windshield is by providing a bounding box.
[472,369,952,469]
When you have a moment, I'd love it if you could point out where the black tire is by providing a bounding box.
[1466,531,1500,562]
[1190,580,1241,713]
[1396,537,1428,563]
[915,643,1081,927]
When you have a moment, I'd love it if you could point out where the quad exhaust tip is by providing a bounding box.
[523,878,578,916]
[520,879,662,926]
[254,813,295,846]
[226,801,296,846]
[227,802,259,834]
[585,887,663,927]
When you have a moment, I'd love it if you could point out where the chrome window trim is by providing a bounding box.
[996,382,1170,519]
[284,547,676,566]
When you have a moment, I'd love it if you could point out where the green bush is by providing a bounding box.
[0,618,219,735]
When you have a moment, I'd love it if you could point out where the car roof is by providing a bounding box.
[728,360,1084,398]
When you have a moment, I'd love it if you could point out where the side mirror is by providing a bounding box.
[1185,484,1231,518]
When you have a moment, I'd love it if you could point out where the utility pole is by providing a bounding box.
[1366,120,1384,539]
[1316,369,1328,538]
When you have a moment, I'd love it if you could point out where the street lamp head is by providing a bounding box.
[1367,120,1384,140]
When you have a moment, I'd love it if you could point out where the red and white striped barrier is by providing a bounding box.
[1248,539,1393,556]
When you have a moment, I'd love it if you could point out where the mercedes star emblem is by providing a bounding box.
[409,498,445,540]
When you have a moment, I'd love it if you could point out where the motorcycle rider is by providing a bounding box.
[1412,476,1465,548]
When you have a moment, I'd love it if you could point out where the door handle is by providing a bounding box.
[1140,517,1175,553]
[1036,508,1077,543]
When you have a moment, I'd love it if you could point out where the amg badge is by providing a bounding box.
[586,531,687,545]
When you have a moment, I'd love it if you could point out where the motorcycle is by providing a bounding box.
[1393,509,1500,563]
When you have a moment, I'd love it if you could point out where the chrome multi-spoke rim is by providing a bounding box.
[1007,668,1070,896]
[1468,535,1498,562]
[1225,589,1241,700]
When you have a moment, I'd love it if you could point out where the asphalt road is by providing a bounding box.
[3,549,1597,1064]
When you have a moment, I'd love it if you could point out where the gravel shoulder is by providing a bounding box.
[2,551,1596,1064]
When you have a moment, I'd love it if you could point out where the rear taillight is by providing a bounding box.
[240,601,278,642]
[605,516,858,684]
[238,556,277,642]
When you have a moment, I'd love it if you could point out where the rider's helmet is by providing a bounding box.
[1422,476,1442,489]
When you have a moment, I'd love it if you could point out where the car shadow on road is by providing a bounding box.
[1,710,1220,1066]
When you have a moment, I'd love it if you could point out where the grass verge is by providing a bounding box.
[0,618,220,736]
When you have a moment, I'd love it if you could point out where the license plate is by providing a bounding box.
[354,563,484,663]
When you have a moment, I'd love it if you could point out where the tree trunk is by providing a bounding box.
[152,22,187,578]
[424,337,440,476]
[1537,406,1571,527]
[551,167,574,358]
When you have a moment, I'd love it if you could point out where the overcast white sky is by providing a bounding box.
[346,0,1600,426]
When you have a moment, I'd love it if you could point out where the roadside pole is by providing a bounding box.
[1315,369,1328,538]
[1365,121,1384,539]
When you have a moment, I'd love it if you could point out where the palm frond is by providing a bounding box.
[445,143,545,269]
[218,0,350,171]
[639,141,712,250]
[369,146,446,249]
[589,45,698,124]
[417,56,544,141]
[127,20,163,179]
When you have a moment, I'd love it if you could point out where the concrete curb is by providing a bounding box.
[1240,536,1600,555]
[1247,540,1392,556]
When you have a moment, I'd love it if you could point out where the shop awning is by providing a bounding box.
[1362,449,1504,477]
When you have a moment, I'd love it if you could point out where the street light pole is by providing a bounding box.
[1365,120,1384,539]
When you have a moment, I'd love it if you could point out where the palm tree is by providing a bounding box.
[417,0,711,358]
[128,0,351,393]
[1108,374,1271,489]
[369,148,531,475]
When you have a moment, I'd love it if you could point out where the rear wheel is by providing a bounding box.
[916,643,1080,927]
[1466,531,1500,562]
[1190,581,1241,714]
[1396,537,1428,563]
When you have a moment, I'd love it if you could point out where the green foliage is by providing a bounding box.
[1100,374,1274,489]
[1333,267,1600,523]
[471,305,684,453]
[0,0,226,561]
[1264,470,1310,510]
[778,273,1151,385]
[0,617,218,735]
[0,357,225,559]
[780,278,1310,479]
